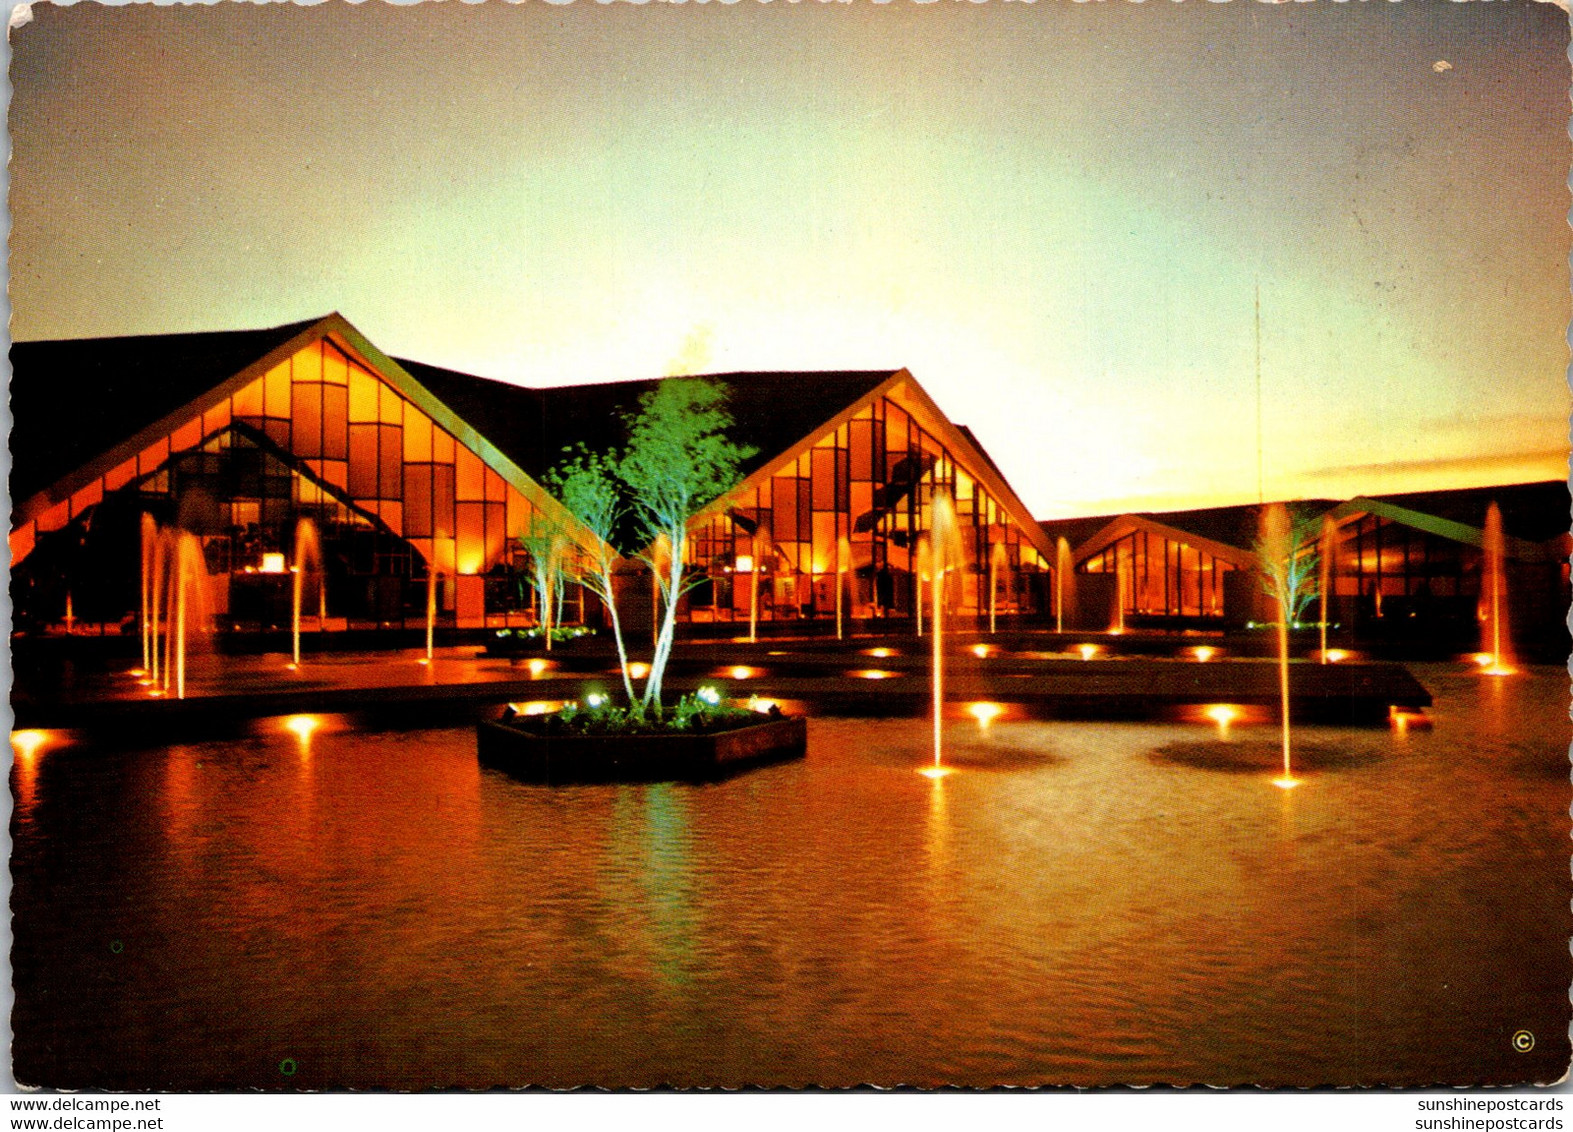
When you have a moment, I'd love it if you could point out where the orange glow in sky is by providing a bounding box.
[8,3,1568,516]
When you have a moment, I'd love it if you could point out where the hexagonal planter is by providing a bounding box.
[477,714,807,784]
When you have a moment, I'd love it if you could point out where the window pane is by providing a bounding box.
[811,448,835,510]
[403,411,432,463]
[349,425,379,498]
[433,427,455,465]
[292,382,323,458]
[403,465,433,537]
[291,341,322,384]
[323,343,349,385]
[233,378,265,420]
[432,464,456,540]
[348,367,379,423]
[379,382,403,425]
[322,385,348,459]
[456,445,485,501]
[379,425,402,499]
[264,363,291,419]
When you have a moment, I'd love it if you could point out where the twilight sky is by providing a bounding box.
[9,0,1570,519]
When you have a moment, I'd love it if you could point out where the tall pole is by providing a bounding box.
[748,534,759,644]
[1255,281,1265,507]
[933,565,943,771]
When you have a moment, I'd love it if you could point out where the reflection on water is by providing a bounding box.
[11,664,1570,1089]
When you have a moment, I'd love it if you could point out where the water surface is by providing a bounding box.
[12,664,1569,1088]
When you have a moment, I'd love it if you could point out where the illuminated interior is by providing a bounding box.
[11,327,588,635]
[1078,528,1236,622]
[683,386,1052,626]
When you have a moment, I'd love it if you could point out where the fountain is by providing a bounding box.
[148,526,169,690]
[1258,504,1298,788]
[747,533,760,644]
[160,530,210,701]
[62,592,75,634]
[1055,537,1074,634]
[989,541,1008,635]
[1479,502,1514,675]
[914,535,929,638]
[291,518,323,669]
[140,514,158,674]
[1111,553,1127,634]
[836,535,850,641]
[424,567,439,664]
[922,490,965,778]
[1318,515,1338,663]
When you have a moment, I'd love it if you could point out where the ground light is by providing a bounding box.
[1271,776,1302,790]
[1389,708,1431,734]
[1204,704,1241,737]
[865,647,897,659]
[284,715,320,741]
[1077,643,1100,661]
[628,662,650,680]
[527,658,552,678]
[851,669,899,680]
[508,701,566,716]
[972,644,991,659]
[1322,649,1350,663]
[918,766,955,779]
[1190,646,1219,662]
[11,730,49,759]
[729,666,761,680]
[968,702,1005,729]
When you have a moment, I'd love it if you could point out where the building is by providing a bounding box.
[10,313,1054,640]
[1041,481,1571,658]
[10,314,600,636]
[405,355,1056,633]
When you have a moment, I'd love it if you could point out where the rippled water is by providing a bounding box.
[12,664,1569,1088]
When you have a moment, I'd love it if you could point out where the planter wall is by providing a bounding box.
[477,715,807,784]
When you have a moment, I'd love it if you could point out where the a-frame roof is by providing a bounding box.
[1329,483,1569,564]
[8,314,602,554]
[10,317,321,507]
[398,360,895,484]
[1065,513,1261,571]
[10,315,1048,561]
[400,360,1054,560]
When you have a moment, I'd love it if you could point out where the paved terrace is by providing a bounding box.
[12,632,1432,739]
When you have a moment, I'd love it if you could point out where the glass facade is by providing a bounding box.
[1329,512,1476,620]
[680,391,1050,626]
[10,335,572,633]
[1078,527,1235,620]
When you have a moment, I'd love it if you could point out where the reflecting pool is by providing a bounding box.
[11,664,1569,1088]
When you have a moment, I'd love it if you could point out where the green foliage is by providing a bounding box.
[617,379,757,712]
[618,379,757,546]
[495,626,593,643]
[545,444,625,553]
[509,688,773,737]
[545,443,638,705]
[1255,506,1322,625]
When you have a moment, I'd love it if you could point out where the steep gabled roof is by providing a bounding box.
[8,315,606,557]
[1329,482,1570,563]
[1357,480,1569,545]
[396,360,895,484]
[1063,513,1261,571]
[10,317,322,506]
[1043,500,1339,560]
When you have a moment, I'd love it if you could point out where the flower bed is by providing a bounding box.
[482,626,596,657]
[477,691,806,784]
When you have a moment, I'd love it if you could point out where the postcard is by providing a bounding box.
[7,0,1570,1095]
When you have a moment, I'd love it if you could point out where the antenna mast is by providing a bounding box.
[1255,281,1264,506]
